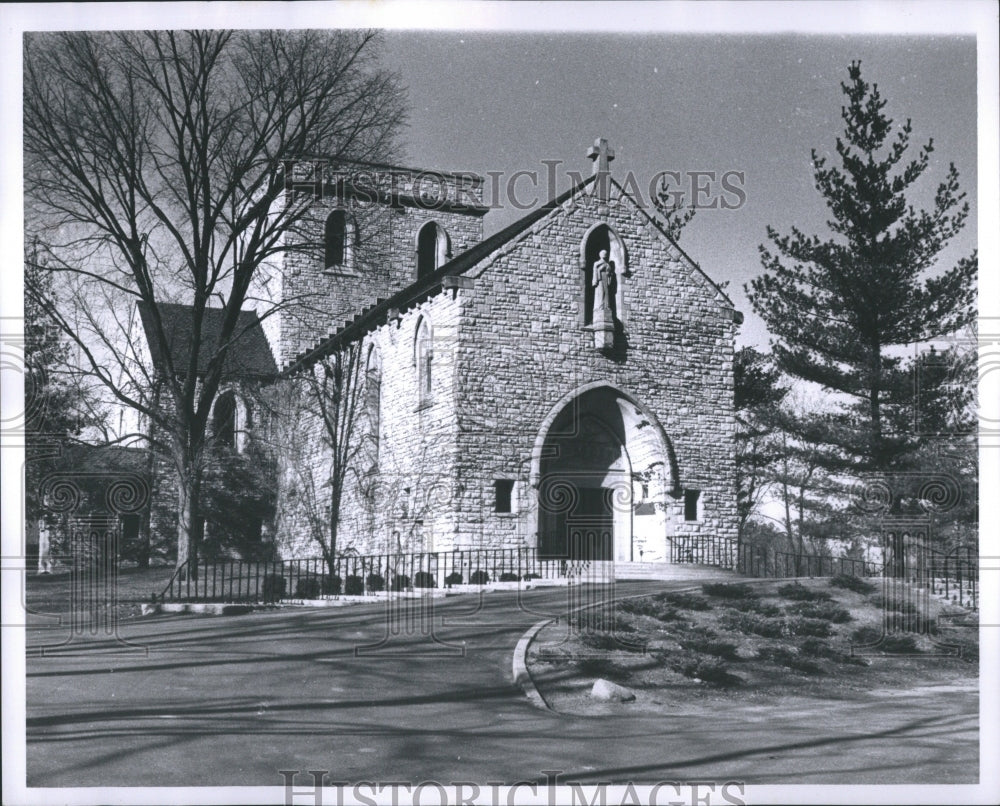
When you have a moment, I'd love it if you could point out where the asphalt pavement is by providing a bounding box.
[24,581,978,787]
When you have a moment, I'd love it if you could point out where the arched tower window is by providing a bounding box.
[325,210,347,268]
[213,392,238,450]
[416,222,450,279]
[414,318,433,407]
[324,209,358,271]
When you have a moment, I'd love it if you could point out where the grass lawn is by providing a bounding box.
[527,576,979,715]
[25,565,177,622]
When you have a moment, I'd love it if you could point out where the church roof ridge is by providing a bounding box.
[281,174,598,376]
[607,174,737,310]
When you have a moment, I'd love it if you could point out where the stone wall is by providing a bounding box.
[271,175,739,563]
[447,180,739,556]
[273,170,485,368]
[271,292,463,558]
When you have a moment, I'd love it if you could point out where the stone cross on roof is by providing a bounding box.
[587,137,615,202]
[587,137,615,175]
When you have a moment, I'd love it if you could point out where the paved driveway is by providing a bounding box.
[25,582,977,787]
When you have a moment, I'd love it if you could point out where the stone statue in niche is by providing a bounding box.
[592,249,616,319]
[590,249,616,350]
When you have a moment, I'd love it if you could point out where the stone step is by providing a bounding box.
[568,561,737,581]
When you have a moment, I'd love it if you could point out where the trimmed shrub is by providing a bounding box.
[850,625,883,645]
[672,655,740,686]
[788,601,852,623]
[720,611,786,638]
[800,637,867,666]
[613,615,637,633]
[499,572,520,582]
[880,633,919,654]
[523,572,542,580]
[577,656,629,680]
[653,605,682,622]
[366,573,385,592]
[786,616,834,637]
[777,582,832,602]
[757,645,821,674]
[579,630,619,651]
[469,569,490,585]
[321,575,342,596]
[829,573,875,594]
[654,591,711,611]
[850,626,918,653]
[413,571,436,588]
[390,573,410,591]
[728,597,782,617]
[344,575,364,596]
[444,571,464,586]
[702,582,758,599]
[679,637,740,660]
[619,597,658,617]
[261,573,286,602]
[799,637,834,658]
[294,577,321,599]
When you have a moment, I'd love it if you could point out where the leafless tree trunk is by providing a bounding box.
[24,30,405,576]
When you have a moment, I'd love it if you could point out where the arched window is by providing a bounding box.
[213,392,237,450]
[414,318,433,407]
[325,209,357,270]
[416,221,450,279]
[581,224,627,327]
[365,346,382,462]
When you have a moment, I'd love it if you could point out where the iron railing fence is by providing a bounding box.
[158,547,575,603]
[669,534,978,610]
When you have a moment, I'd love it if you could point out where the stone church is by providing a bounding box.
[143,140,740,566]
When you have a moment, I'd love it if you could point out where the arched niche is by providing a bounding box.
[579,223,628,327]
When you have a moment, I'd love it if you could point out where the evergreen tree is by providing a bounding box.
[733,347,787,544]
[23,246,95,554]
[747,61,976,475]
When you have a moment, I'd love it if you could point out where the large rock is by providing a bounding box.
[590,678,636,702]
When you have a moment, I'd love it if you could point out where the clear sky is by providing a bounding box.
[381,32,978,348]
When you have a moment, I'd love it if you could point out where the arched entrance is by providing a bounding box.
[533,385,673,562]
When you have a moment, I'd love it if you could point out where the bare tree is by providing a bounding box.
[269,341,372,573]
[24,30,406,576]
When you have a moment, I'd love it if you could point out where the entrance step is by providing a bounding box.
[610,561,736,581]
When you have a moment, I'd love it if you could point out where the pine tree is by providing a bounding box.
[747,61,976,475]
[23,247,95,553]
[734,347,787,544]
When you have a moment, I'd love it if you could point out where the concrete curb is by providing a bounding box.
[512,619,554,711]
[142,602,254,616]
[144,578,574,617]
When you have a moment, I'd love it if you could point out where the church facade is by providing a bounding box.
[261,141,742,565]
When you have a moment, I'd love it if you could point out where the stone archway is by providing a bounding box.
[533,385,673,562]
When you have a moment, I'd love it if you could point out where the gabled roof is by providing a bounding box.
[282,174,598,375]
[138,302,278,380]
[281,168,740,376]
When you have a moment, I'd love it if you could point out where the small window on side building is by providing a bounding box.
[684,489,701,522]
[494,480,515,514]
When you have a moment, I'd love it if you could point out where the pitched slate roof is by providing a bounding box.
[282,174,598,376]
[137,302,278,380]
